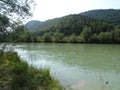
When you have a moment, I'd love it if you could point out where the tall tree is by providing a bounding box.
[0,14,9,33]
[0,0,34,18]
[80,26,92,42]
[0,0,35,33]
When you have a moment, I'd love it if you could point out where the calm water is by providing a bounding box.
[13,43,120,90]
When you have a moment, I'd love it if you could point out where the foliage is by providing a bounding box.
[80,26,92,42]
[3,25,32,42]
[97,32,113,43]
[0,47,64,90]
[42,33,53,42]
[1,9,120,43]
[27,14,120,43]
[0,0,34,34]
[0,14,10,33]
[0,0,34,18]
[80,9,120,24]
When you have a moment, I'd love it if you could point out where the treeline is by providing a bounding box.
[1,25,120,44]
[1,15,120,43]
[30,28,120,43]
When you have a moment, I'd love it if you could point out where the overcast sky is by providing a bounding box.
[30,0,120,21]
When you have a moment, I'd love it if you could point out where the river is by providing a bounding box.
[13,43,120,90]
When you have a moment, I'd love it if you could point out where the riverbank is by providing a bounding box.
[0,48,64,90]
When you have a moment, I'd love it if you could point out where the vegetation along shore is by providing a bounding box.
[0,46,64,90]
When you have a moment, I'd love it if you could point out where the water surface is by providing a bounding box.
[14,43,120,90]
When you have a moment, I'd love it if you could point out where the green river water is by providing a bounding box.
[14,43,120,90]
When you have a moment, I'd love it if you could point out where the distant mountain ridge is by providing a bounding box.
[80,9,120,24]
[26,9,120,32]
[25,20,43,31]
[25,18,61,32]
[7,9,120,43]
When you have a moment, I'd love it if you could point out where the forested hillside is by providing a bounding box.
[80,9,120,24]
[34,14,120,43]
[25,18,61,31]
[35,14,115,36]
[25,20,42,31]
[3,13,120,43]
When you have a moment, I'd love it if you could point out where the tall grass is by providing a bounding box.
[0,47,64,90]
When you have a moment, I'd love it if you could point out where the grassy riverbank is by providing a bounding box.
[0,49,64,90]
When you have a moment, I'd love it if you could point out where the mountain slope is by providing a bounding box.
[22,9,120,43]
[80,9,120,24]
[35,14,115,35]
[26,18,61,31]
[25,20,43,31]
[26,9,120,32]
[31,14,120,43]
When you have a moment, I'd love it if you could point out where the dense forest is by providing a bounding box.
[80,9,120,24]
[1,9,120,43]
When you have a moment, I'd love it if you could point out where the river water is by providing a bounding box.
[13,43,120,90]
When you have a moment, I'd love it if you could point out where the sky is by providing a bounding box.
[30,0,120,21]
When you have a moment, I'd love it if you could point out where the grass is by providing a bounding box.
[0,48,64,90]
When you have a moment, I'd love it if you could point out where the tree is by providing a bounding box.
[0,0,35,33]
[80,26,92,42]
[0,14,9,33]
[4,25,30,42]
[0,0,34,18]
[97,32,112,43]
[53,31,64,42]
[68,34,79,43]
[114,29,120,43]
[42,33,53,42]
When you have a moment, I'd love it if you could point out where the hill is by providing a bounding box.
[26,9,120,32]
[35,14,115,35]
[25,20,43,31]
[26,9,120,33]
[4,9,120,43]
[80,9,120,24]
[26,18,60,31]
[31,14,120,43]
